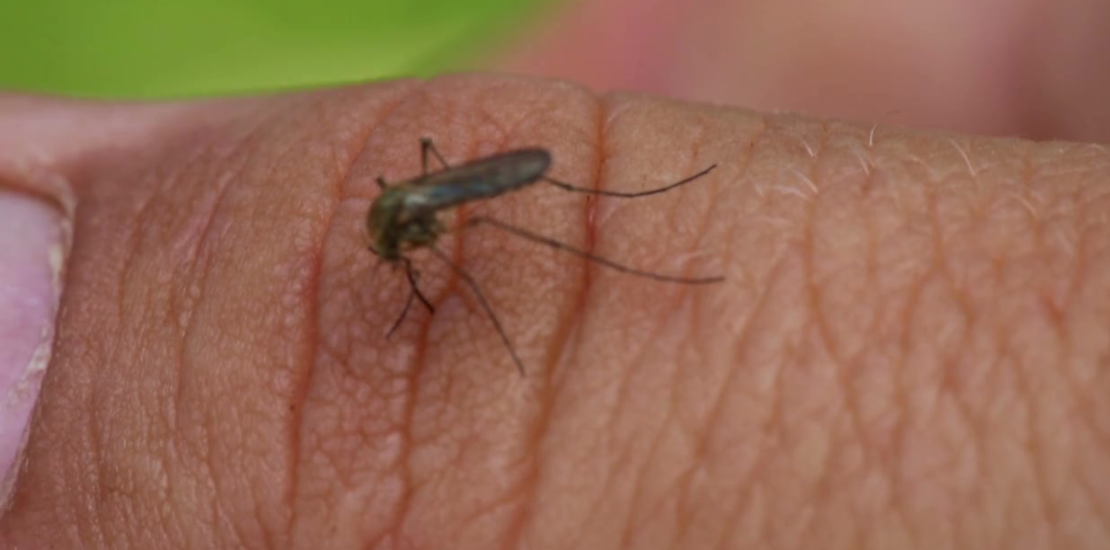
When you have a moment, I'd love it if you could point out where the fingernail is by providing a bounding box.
[0,188,66,500]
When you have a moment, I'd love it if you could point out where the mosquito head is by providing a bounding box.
[368,185,446,261]
[367,187,406,260]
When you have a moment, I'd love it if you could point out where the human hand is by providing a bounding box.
[1,75,1108,549]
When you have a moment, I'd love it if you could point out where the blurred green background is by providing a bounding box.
[0,0,550,98]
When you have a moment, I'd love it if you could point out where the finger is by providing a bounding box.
[2,76,1108,550]
[0,99,232,490]
[0,96,81,505]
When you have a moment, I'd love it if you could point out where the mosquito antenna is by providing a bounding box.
[542,164,717,198]
[427,245,526,376]
[462,215,724,284]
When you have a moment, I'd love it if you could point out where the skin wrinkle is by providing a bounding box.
[181,231,216,550]
[647,127,753,545]
[998,330,1040,548]
[1017,336,1061,545]
[519,94,600,433]
[530,94,609,395]
[162,158,228,333]
[799,123,876,527]
[890,191,929,537]
[547,97,606,387]
[617,387,673,548]
[59,192,107,547]
[695,119,774,546]
[172,146,251,452]
[87,354,108,548]
[568,439,629,549]
[1013,154,1062,543]
[558,349,638,547]
[964,146,1080,546]
[672,466,704,547]
[858,131,917,536]
[928,169,989,545]
[497,94,613,550]
[642,426,696,549]
[82,166,158,547]
[669,155,723,548]
[557,102,712,547]
[715,267,779,547]
[795,124,866,530]
[607,294,682,537]
[1042,306,1093,540]
[655,408,710,545]
[1076,470,1110,541]
[677,125,720,286]
[940,350,986,545]
[716,126,763,294]
[656,106,1082,545]
[856,179,883,481]
[87,165,154,538]
[936,209,985,530]
[667,320,718,545]
[667,445,698,546]
[546,93,609,382]
[453,495,525,547]
[179,105,322,547]
[294,83,422,549]
[725,463,776,549]
[1066,298,1110,537]
[861,224,911,549]
[132,118,273,520]
[664,370,720,545]
[150,111,241,546]
[927,211,972,546]
[372,91,511,546]
[290,89,404,544]
[314,90,417,550]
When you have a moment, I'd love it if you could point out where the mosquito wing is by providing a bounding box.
[400,148,551,217]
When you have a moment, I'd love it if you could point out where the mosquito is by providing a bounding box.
[367,137,722,375]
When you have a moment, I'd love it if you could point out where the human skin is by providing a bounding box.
[1,75,1109,549]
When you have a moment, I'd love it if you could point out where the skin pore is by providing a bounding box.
[0,75,1108,549]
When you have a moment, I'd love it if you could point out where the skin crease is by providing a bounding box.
[0,75,1108,549]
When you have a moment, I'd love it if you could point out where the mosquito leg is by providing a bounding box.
[386,285,417,338]
[542,163,717,198]
[420,138,431,175]
[421,137,453,173]
[461,215,724,284]
[385,258,435,338]
[375,176,389,190]
[427,245,526,376]
[403,257,435,314]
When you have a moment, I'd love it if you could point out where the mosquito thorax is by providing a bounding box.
[367,185,445,260]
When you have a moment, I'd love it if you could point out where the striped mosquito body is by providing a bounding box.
[367,138,721,375]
